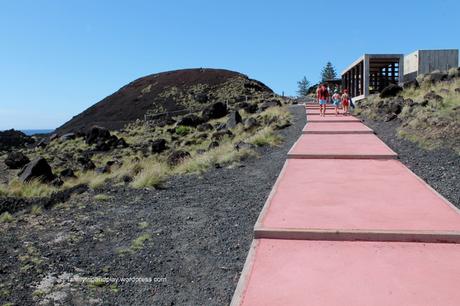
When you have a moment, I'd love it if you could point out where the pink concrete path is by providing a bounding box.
[255,159,460,242]
[233,239,460,306]
[231,108,460,306]
[307,115,361,122]
[302,122,373,134]
[288,134,397,159]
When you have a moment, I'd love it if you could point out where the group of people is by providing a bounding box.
[315,84,353,116]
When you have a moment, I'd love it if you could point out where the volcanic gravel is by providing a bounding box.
[0,105,306,306]
[360,117,459,207]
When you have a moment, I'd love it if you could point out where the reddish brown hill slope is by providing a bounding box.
[56,68,273,133]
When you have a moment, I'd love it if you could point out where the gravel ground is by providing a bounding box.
[360,117,460,207]
[0,105,306,306]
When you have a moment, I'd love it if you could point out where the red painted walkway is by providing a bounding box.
[231,102,460,306]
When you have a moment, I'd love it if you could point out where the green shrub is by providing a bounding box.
[175,126,191,136]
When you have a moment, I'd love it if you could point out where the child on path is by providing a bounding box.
[341,89,350,115]
[331,89,341,115]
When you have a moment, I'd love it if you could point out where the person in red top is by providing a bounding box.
[317,84,329,117]
[341,89,350,115]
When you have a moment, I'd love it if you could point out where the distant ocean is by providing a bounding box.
[20,129,54,136]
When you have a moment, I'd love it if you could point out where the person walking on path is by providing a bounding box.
[317,84,329,117]
[331,89,341,116]
[341,89,350,115]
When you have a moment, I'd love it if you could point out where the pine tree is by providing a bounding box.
[321,62,337,81]
[296,76,310,97]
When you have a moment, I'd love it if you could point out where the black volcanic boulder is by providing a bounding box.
[177,114,204,127]
[60,133,76,141]
[202,102,228,121]
[239,102,258,114]
[18,157,55,183]
[379,84,403,98]
[151,139,167,153]
[60,168,76,179]
[197,123,213,132]
[208,141,219,150]
[86,126,111,145]
[227,111,242,129]
[243,117,258,130]
[258,100,281,112]
[77,156,96,171]
[211,130,234,141]
[423,91,443,102]
[389,97,404,114]
[0,129,34,151]
[5,151,30,169]
[194,93,208,103]
[167,150,191,166]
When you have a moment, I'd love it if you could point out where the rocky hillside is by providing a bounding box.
[56,68,273,133]
[354,68,460,153]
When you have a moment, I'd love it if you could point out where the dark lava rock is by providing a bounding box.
[275,122,292,130]
[122,175,133,183]
[379,84,403,98]
[177,114,204,127]
[95,140,111,152]
[36,139,48,148]
[77,156,96,171]
[211,130,234,141]
[243,103,259,114]
[258,99,281,112]
[18,157,55,183]
[243,117,258,130]
[194,93,208,103]
[60,133,76,141]
[96,165,111,174]
[402,79,419,89]
[216,123,227,131]
[423,91,443,102]
[389,97,404,114]
[384,113,398,122]
[197,123,213,132]
[202,102,228,120]
[208,141,219,150]
[49,133,59,141]
[404,98,415,107]
[427,70,447,83]
[234,141,256,151]
[227,111,242,129]
[60,168,76,179]
[0,129,34,151]
[420,100,429,107]
[86,126,111,145]
[167,150,191,166]
[4,151,30,169]
[151,139,167,153]
[117,137,128,148]
[51,177,64,187]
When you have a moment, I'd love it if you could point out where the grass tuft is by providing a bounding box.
[0,212,14,223]
[94,194,112,202]
[130,160,169,189]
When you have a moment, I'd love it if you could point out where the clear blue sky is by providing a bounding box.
[1,0,459,129]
